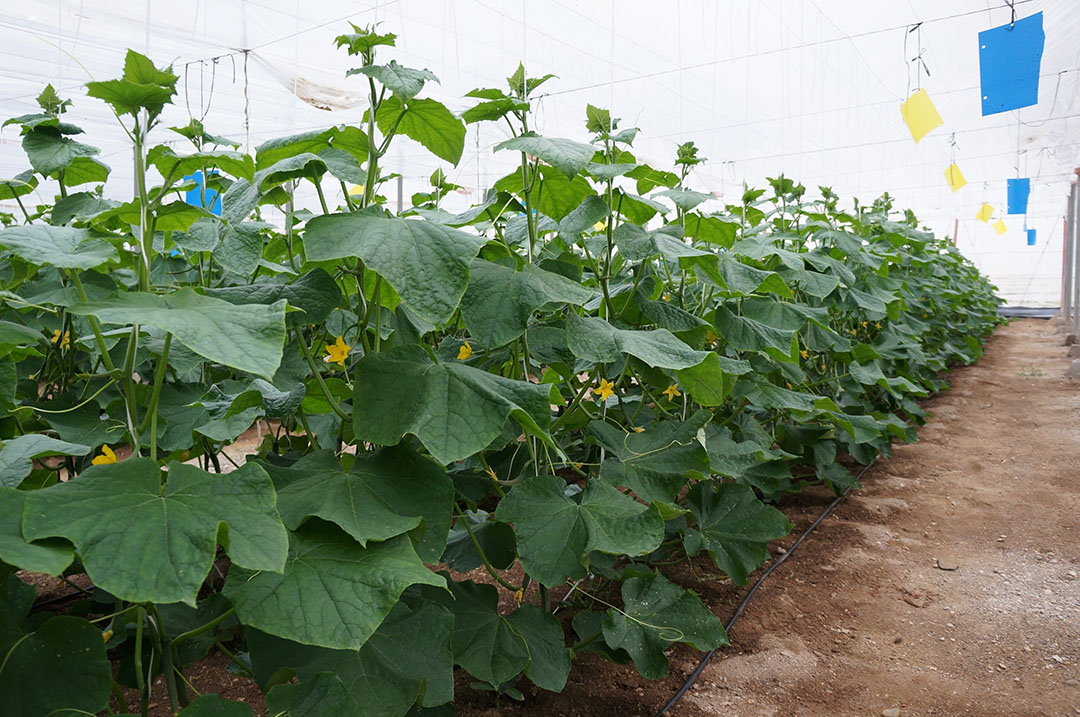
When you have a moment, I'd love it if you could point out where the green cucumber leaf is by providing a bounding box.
[23,459,288,606]
[376,96,465,165]
[494,133,594,178]
[0,612,111,715]
[68,288,287,379]
[588,413,711,503]
[683,482,792,584]
[565,314,709,370]
[495,475,662,586]
[0,224,117,269]
[601,572,728,679]
[505,605,571,692]
[348,61,439,100]
[461,260,592,347]
[252,598,454,715]
[425,579,529,686]
[0,488,73,574]
[305,213,484,324]
[224,524,444,650]
[351,345,554,465]
[266,445,453,563]
[0,434,90,488]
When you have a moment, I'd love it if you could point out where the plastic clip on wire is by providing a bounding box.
[656,459,878,716]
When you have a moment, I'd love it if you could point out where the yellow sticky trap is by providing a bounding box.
[900,89,944,143]
[993,220,1007,235]
[976,203,994,222]
[944,164,966,192]
[348,184,365,197]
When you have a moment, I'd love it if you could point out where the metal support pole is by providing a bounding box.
[1064,181,1075,325]
[1073,174,1080,334]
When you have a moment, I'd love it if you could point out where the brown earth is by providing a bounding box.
[85,318,1079,716]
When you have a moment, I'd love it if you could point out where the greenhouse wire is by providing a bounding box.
[656,459,878,717]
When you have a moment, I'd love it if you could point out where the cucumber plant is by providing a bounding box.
[0,24,1003,716]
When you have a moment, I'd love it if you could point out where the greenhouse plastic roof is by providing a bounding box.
[2,0,1079,305]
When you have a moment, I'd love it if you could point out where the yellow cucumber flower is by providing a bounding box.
[662,384,681,401]
[323,336,351,366]
[92,445,118,466]
[51,329,70,350]
[457,341,473,360]
[595,378,615,401]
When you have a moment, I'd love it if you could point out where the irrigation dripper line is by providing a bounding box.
[656,458,878,717]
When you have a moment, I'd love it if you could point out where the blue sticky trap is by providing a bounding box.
[1027,229,1036,246]
[979,12,1044,115]
[1007,178,1030,214]
[184,171,222,216]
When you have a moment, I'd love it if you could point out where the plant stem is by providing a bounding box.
[133,606,147,715]
[140,333,171,461]
[296,410,322,451]
[147,605,184,711]
[458,511,521,592]
[570,629,603,656]
[314,179,330,214]
[69,272,116,372]
[293,328,348,421]
[120,326,142,454]
[371,275,383,352]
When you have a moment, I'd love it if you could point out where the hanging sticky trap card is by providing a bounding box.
[900,89,944,143]
[944,164,966,192]
[1027,228,1036,246]
[1007,177,1030,214]
[993,220,1008,235]
[975,203,994,222]
[979,12,1044,115]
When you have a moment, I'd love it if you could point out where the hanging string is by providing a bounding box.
[907,23,933,92]
[243,50,251,154]
[949,132,958,164]
[181,55,234,124]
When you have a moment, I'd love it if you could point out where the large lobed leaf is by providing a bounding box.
[601,572,727,679]
[23,459,288,606]
[0,224,117,269]
[252,598,454,715]
[494,133,595,178]
[351,345,554,465]
[305,212,485,324]
[265,445,453,563]
[68,287,287,379]
[565,314,710,370]
[495,475,663,586]
[460,260,592,347]
[683,482,792,584]
[224,523,444,650]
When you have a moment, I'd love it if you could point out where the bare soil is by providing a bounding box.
[86,318,1079,716]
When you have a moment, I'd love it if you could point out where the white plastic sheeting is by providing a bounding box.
[1,0,1078,305]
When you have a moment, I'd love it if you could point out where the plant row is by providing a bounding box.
[0,25,1002,716]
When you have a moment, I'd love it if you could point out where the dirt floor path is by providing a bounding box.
[657,318,1080,717]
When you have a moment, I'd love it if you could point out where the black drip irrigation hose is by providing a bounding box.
[656,459,878,716]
